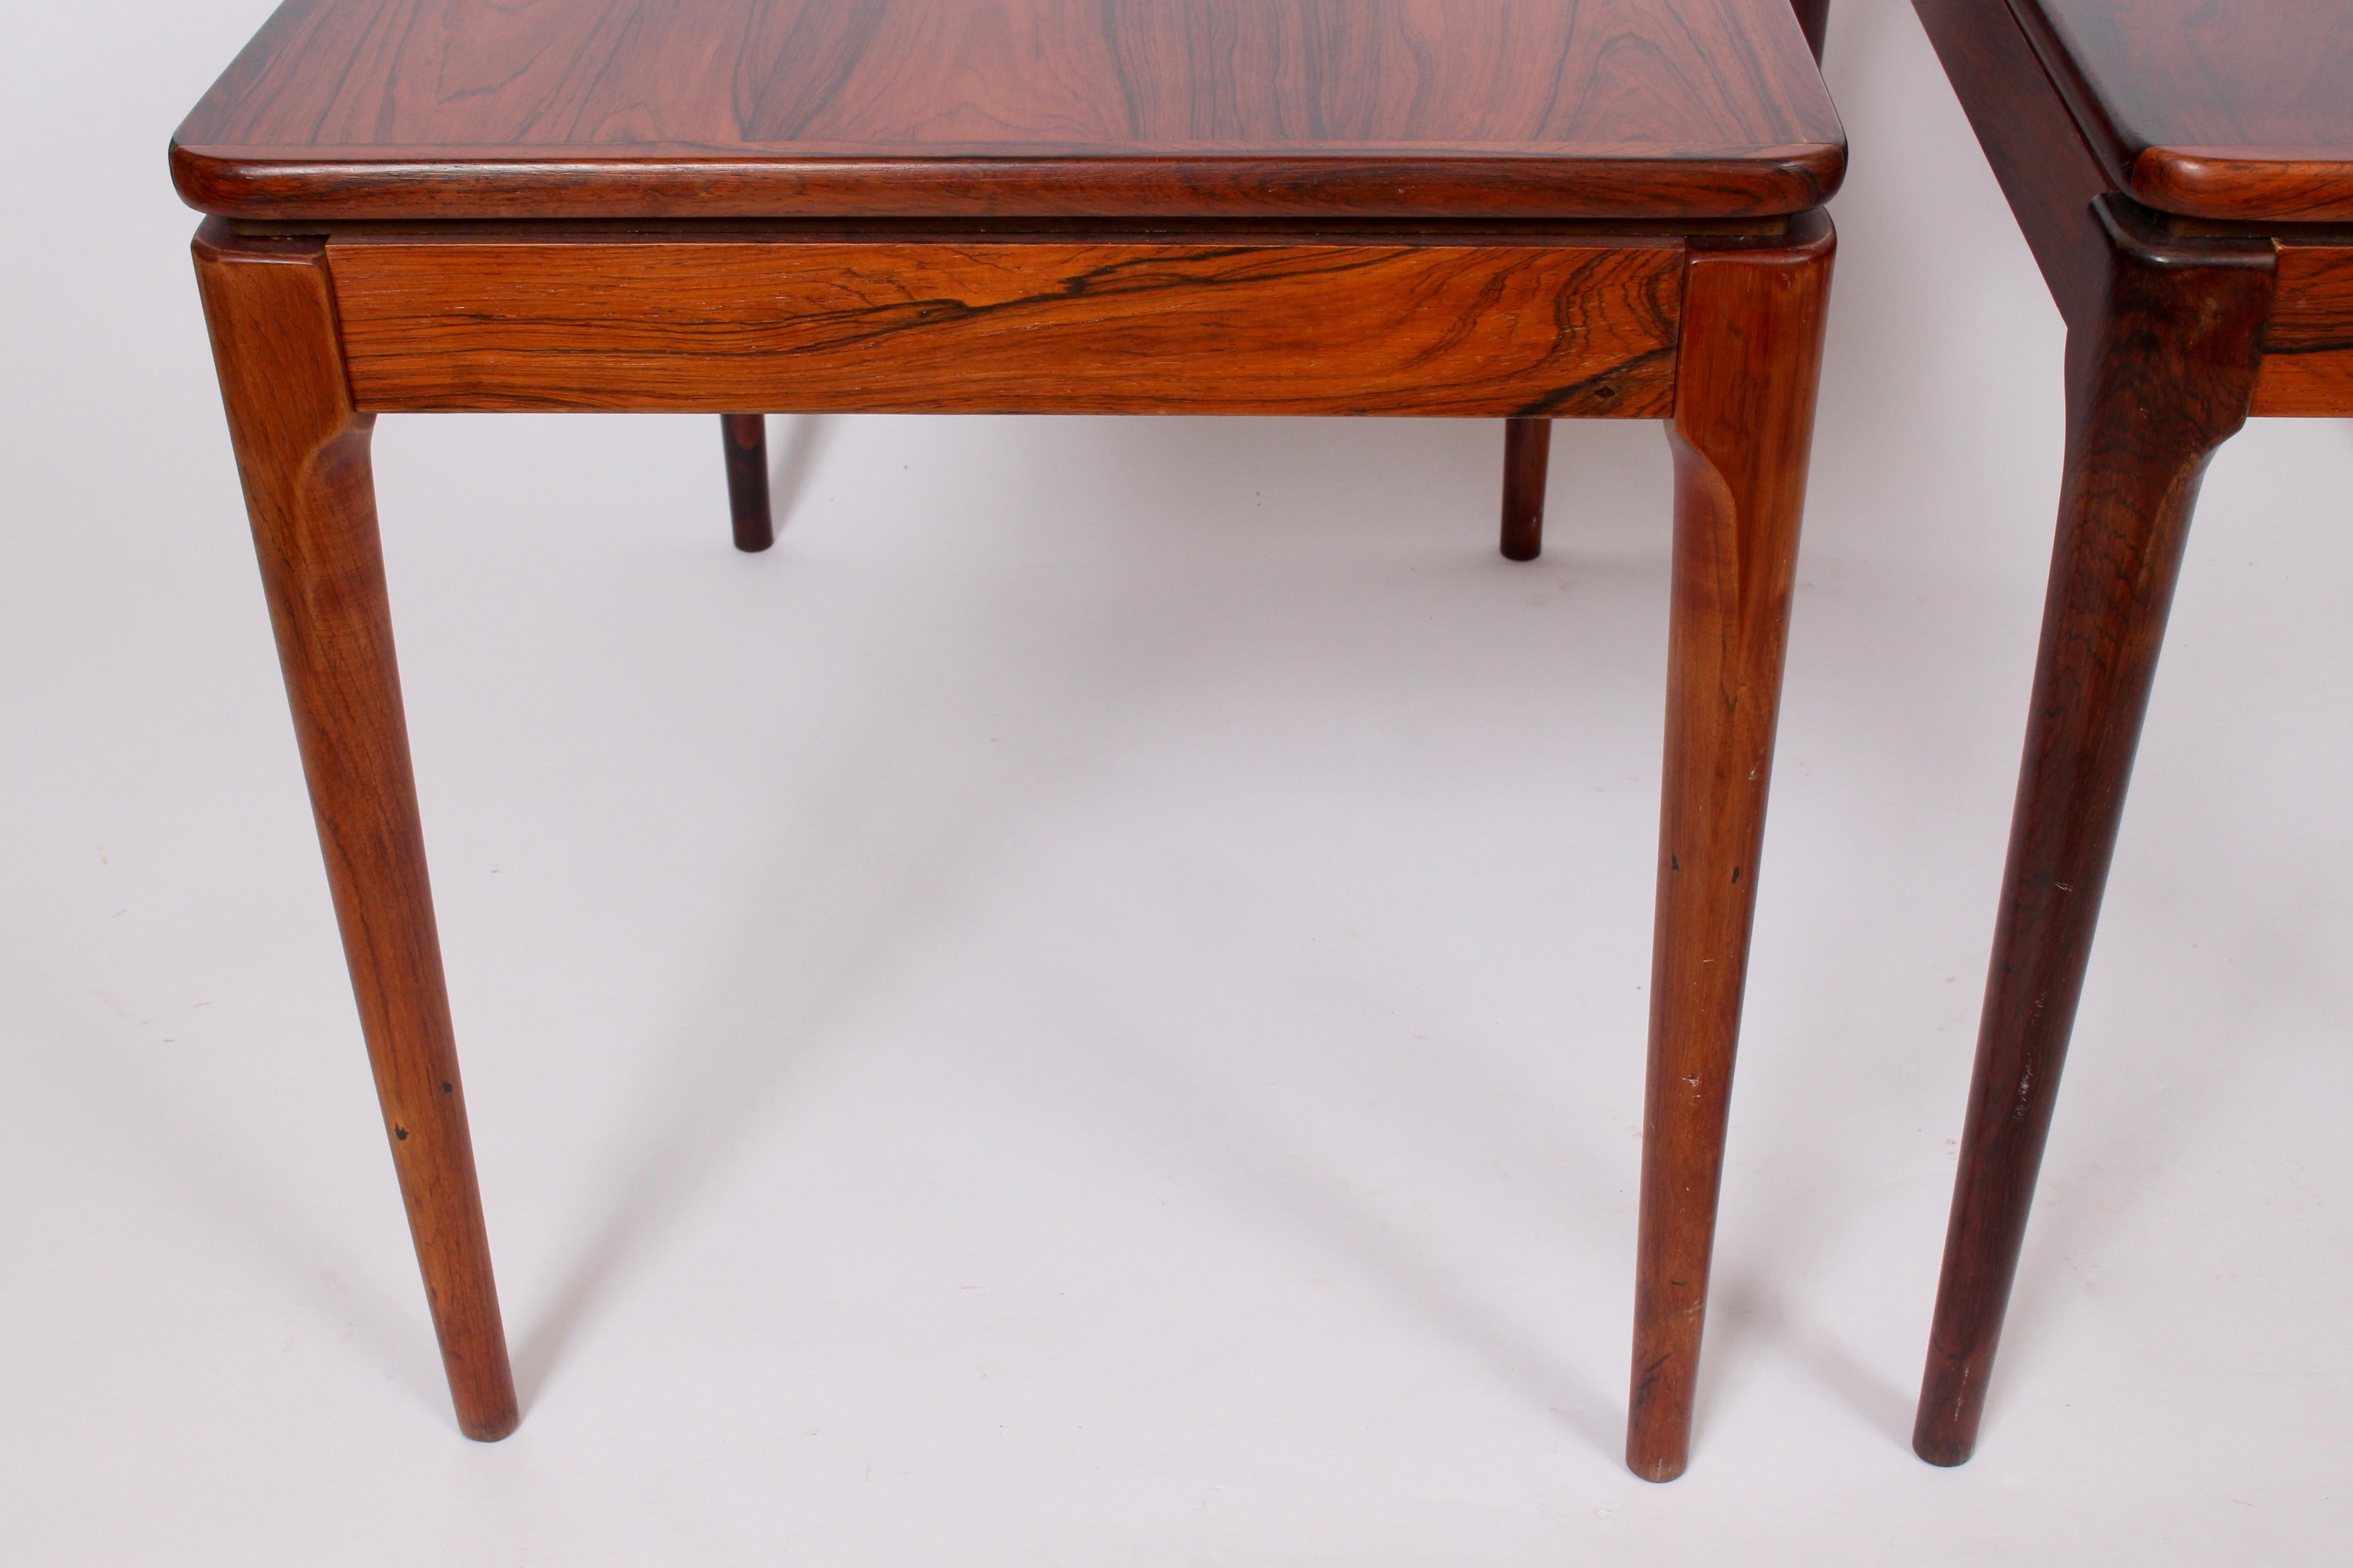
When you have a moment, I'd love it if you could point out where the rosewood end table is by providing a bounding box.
[1912,0,2353,1465]
[176,0,1842,1481]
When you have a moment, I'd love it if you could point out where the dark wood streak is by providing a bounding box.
[326,234,1685,417]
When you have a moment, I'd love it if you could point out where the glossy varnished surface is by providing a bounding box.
[2016,0,2353,222]
[325,232,1683,416]
[2258,243,2353,414]
[1628,216,1833,1482]
[1911,0,2353,1466]
[173,0,1843,221]
[1908,199,2276,1467]
[193,224,518,1441]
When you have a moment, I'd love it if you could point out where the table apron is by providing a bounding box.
[324,235,1684,418]
[2255,241,2353,417]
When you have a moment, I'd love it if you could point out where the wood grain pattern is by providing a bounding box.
[1627,213,1834,1485]
[327,233,1685,417]
[191,220,518,1442]
[2015,0,2353,222]
[172,0,1843,221]
[2255,241,2353,416]
[1911,200,2275,1469]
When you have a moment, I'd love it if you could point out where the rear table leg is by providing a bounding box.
[1500,418,1553,562]
[723,414,774,553]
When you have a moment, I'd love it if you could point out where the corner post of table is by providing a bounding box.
[191,219,519,1441]
[1912,200,2274,1467]
[1627,212,1835,1483]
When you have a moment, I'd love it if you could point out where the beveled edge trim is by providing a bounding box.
[236,213,1789,243]
[2132,148,2353,226]
[170,140,1846,225]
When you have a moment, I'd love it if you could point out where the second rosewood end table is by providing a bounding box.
[176,0,1842,1482]
[1912,0,2353,1465]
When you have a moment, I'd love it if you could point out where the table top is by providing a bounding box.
[2016,0,2353,224]
[172,0,1843,224]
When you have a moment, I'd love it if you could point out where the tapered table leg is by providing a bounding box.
[1912,205,2273,1467]
[1501,418,1553,561]
[723,414,775,552]
[193,222,518,1441]
[1626,217,1835,1483]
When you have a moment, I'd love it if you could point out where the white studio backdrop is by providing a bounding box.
[2,3,2348,1563]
